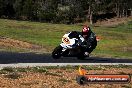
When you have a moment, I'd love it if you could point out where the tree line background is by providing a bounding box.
[0,0,132,24]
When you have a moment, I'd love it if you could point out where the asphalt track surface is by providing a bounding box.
[0,52,132,64]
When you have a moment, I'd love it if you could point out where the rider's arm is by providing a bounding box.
[89,32,96,42]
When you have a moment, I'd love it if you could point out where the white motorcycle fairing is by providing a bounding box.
[60,32,84,50]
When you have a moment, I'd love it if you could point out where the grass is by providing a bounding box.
[0,19,132,58]
[1,65,132,73]
[0,67,16,73]
[92,21,132,58]
[4,72,21,79]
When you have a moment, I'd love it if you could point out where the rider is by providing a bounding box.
[81,25,97,56]
[65,26,97,57]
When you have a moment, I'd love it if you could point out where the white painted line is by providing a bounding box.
[0,63,132,68]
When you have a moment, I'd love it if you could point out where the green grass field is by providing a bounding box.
[0,19,132,59]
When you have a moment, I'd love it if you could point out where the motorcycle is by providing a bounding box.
[52,32,87,59]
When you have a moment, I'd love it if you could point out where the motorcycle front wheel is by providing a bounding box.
[52,45,63,59]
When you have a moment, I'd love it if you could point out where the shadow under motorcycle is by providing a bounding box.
[52,45,86,59]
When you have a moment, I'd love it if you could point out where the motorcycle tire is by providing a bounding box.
[52,45,63,59]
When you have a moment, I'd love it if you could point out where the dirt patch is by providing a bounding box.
[0,36,47,52]
[95,16,132,27]
[122,47,132,52]
[0,67,131,88]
